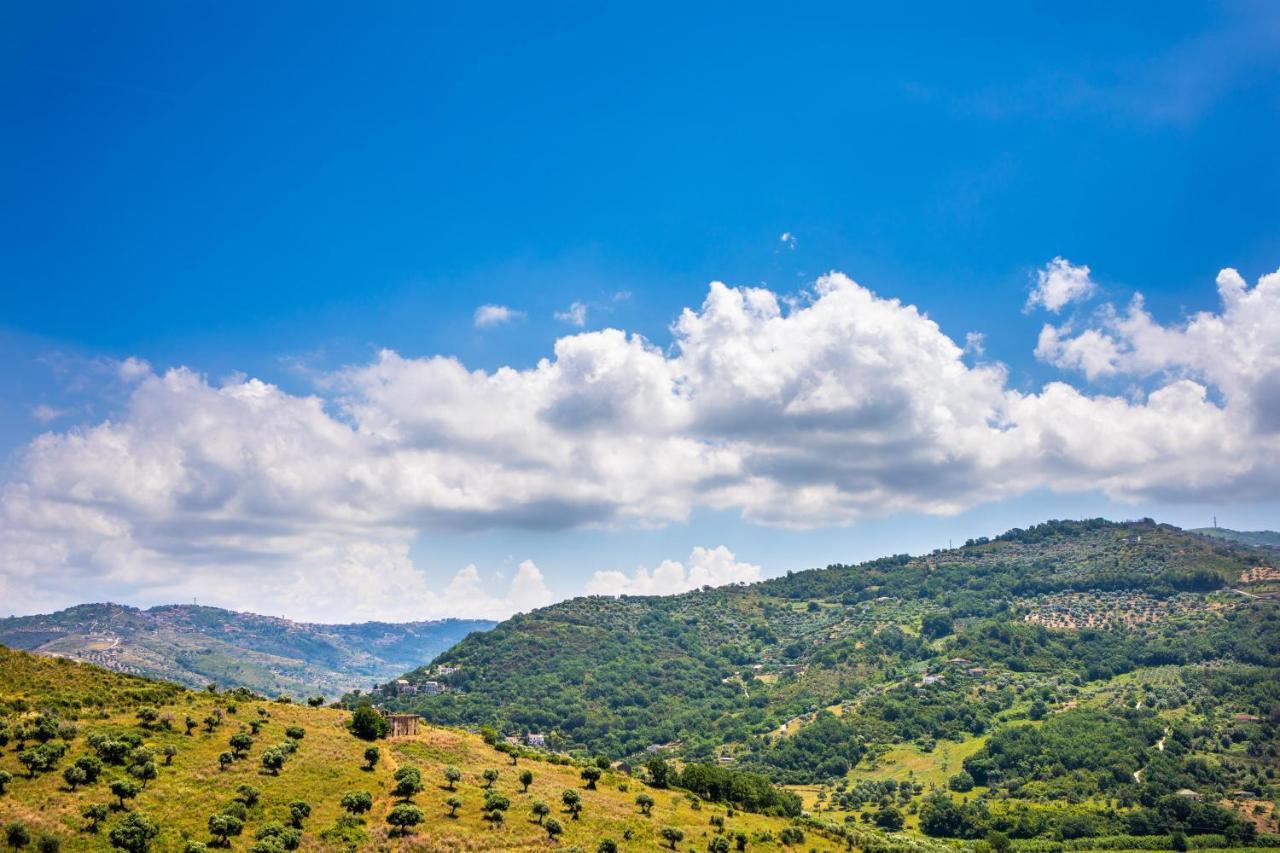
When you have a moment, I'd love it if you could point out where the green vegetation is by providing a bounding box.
[5,518,1279,850]
[357,519,1279,849]
[1,643,840,849]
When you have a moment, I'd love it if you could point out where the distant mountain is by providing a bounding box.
[1189,526,1280,549]
[0,603,493,698]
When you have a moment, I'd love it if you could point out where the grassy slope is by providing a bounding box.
[0,646,843,851]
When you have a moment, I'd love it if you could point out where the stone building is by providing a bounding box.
[382,712,420,738]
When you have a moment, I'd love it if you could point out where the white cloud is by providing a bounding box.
[4,262,1280,619]
[555,301,588,327]
[964,331,986,357]
[473,304,523,328]
[440,560,555,620]
[31,404,68,423]
[779,232,796,249]
[584,546,761,597]
[1026,257,1097,313]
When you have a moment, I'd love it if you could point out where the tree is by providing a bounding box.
[482,768,499,788]
[390,766,421,801]
[0,770,11,793]
[484,791,510,814]
[207,813,244,847]
[922,611,954,639]
[709,837,731,853]
[74,755,104,785]
[218,752,234,771]
[647,757,672,788]
[203,715,220,734]
[386,804,424,836]
[254,823,301,851]
[237,785,260,806]
[136,708,159,728]
[184,716,198,736]
[363,746,380,770]
[130,760,158,788]
[307,696,326,707]
[598,840,619,853]
[779,827,805,845]
[111,778,141,810]
[875,806,905,831]
[285,726,305,740]
[261,747,286,775]
[83,803,110,832]
[229,732,253,756]
[734,831,748,851]
[562,788,582,819]
[636,793,655,814]
[349,704,388,741]
[63,765,88,790]
[948,771,975,793]
[287,801,311,828]
[519,768,534,791]
[532,801,551,824]
[162,745,177,766]
[987,831,1011,853]
[443,765,462,789]
[108,813,160,853]
[581,766,602,789]
[544,818,563,841]
[6,822,32,848]
[661,826,684,849]
[446,796,462,816]
[341,791,373,817]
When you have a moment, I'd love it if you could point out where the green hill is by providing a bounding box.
[0,644,865,851]
[366,519,1279,847]
[0,605,491,700]
[1190,528,1280,549]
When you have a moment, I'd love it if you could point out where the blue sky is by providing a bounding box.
[2,3,1278,620]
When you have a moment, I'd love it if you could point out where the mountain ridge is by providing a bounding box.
[0,603,493,699]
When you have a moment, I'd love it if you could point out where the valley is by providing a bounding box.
[0,605,492,701]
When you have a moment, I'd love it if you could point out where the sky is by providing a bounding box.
[2,2,1279,622]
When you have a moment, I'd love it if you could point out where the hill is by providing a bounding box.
[1190,528,1280,550]
[0,605,492,700]
[0,644,862,851]
[368,519,1279,847]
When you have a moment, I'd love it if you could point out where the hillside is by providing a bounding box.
[369,519,1279,847]
[0,644,861,851]
[1190,528,1280,550]
[0,605,492,700]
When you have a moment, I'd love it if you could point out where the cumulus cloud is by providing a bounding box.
[779,232,796,249]
[4,262,1280,619]
[473,304,523,328]
[584,546,761,597]
[1026,257,1097,312]
[555,301,588,327]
